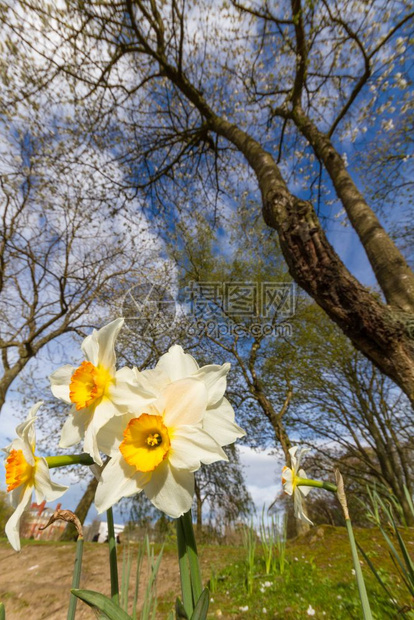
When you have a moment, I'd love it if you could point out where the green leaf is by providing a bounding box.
[0,602,5,620]
[190,589,210,620]
[71,589,132,620]
[357,542,397,608]
[175,597,189,619]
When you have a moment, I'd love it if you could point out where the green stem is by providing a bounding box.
[296,477,337,493]
[107,507,119,605]
[181,510,203,606]
[67,537,84,620]
[345,519,373,619]
[46,454,95,469]
[176,516,193,618]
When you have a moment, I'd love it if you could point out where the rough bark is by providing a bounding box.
[208,117,414,406]
[291,105,414,313]
[194,478,203,535]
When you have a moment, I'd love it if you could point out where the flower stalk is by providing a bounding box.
[176,510,204,617]
[46,454,95,469]
[107,507,120,605]
[295,477,337,494]
[67,537,84,620]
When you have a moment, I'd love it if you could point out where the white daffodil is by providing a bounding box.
[95,353,245,518]
[3,402,68,551]
[109,344,245,449]
[50,318,155,465]
[282,446,313,525]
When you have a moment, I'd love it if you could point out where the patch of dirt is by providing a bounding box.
[0,541,240,619]
[0,541,181,619]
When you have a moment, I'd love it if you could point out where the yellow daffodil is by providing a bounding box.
[3,402,68,551]
[95,347,245,518]
[50,318,155,465]
[282,446,313,525]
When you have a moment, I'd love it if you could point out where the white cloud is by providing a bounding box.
[238,445,283,514]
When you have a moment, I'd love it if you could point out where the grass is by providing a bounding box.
[2,525,414,618]
[157,525,414,619]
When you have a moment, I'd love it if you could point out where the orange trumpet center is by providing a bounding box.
[119,414,171,473]
[5,449,34,492]
[69,361,112,411]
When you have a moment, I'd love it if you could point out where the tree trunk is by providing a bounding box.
[194,478,203,535]
[60,475,99,541]
[143,43,414,406]
[209,115,414,406]
[0,358,30,413]
[291,105,414,314]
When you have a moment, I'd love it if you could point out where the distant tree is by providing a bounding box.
[0,491,13,537]
[0,112,158,414]
[273,304,414,524]
[194,445,253,532]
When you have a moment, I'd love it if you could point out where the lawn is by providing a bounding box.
[1,525,413,619]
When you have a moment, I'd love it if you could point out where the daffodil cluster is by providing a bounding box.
[3,319,245,550]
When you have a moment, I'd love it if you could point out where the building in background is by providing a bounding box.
[85,519,124,543]
[20,501,66,541]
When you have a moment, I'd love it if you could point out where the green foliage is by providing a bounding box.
[188,528,404,618]
[71,590,132,620]
[242,522,257,594]
[259,507,287,576]
[360,487,414,617]
[0,492,12,537]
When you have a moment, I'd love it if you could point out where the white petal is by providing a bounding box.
[295,447,310,472]
[5,437,35,468]
[298,468,312,497]
[96,318,124,370]
[110,368,158,414]
[162,378,207,427]
[282,467,293,495]
[192,363,230,407]
[294,489,313,525]
[59,407,91,448]
[5,484,33,551]
[155,345,199,382]
[95,454,150,513]
[96,413,135,457]
[49,365,75,404]
[169,427,228,472]
[299,485,312,498]
[83,425,102,466]
[83,398,120,465]
[140,367,170,393]
[34,458,68,503]
[144,461,194,518]
[203,401,245,447]
[90,463,103,481]
[16,402,43,453]
[207,396,235,421]
[81,333,99,365]
[288,446,298,470]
